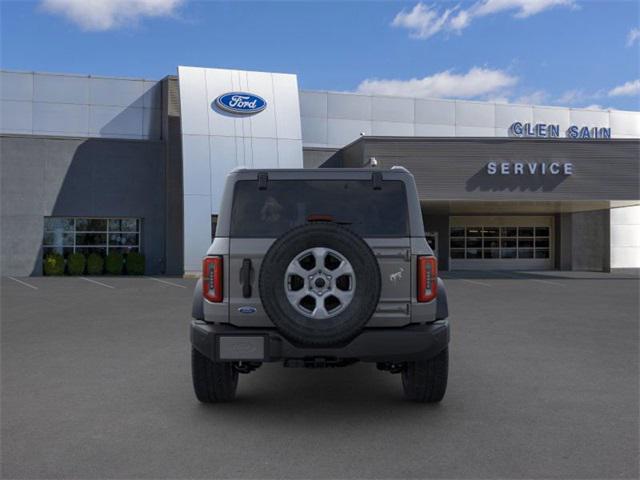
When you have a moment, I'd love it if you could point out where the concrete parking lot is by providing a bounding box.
[1,271,638,479]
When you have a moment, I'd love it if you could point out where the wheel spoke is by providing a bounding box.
[311,300,330,319]
[285,288,308,304]
[331,260,353,278]
[286,260,310,279]
[331,289,354,305]
[311,248,329,270]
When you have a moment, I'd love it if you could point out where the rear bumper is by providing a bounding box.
[190,320,450,363]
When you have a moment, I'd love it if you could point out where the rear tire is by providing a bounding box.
[401,348,448,403]
[191,347,238,403]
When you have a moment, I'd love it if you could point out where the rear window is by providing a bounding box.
[230,180,409,237]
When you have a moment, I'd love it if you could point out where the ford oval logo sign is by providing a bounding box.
[214,92,266,115]
[238,306,257,314]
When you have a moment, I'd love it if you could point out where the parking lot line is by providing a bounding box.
[461,279,492,287]
[147,277,187,289]
[7,276,38,290]
[80,277,115,289]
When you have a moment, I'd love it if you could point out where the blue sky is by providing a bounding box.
[1,0,639,110]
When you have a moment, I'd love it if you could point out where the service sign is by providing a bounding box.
[214,92,267,115]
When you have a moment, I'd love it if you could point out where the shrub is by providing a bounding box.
[67,252,86,275]
[105,252,124,275]
[86,253,104,275]
[125,252,145,275]
[43,253,65,276]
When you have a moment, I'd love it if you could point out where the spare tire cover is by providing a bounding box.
[259,223,381,347]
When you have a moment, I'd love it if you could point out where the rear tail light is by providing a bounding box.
[417,256,437,303]
[203,256,223,302]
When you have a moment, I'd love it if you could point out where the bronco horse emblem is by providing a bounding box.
[389,268,404,283]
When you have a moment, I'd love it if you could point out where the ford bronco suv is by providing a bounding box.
[190,167,450,403]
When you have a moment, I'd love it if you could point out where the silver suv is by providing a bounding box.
[190,168,450,403]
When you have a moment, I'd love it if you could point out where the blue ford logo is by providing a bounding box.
[214,92,266,115]
[238,306,257,314]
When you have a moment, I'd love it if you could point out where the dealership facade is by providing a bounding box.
[1,66,639,276]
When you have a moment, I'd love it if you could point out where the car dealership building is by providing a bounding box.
[1,66,639,276]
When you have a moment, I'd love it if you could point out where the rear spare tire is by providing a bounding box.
[259,223,381,347]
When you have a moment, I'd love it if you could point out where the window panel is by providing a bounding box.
[535,227,549,237]
[44,217,74,231]
[76,233,107,245]
[483,227,499,237]
[501,239,516,248]
[450,249,465,259]
[501,227,517,237]
[466,238,482,248]
[518,227,534,237]
[76,218,108,231]
[450,227,465,237]
[501,248,517,259]
[450,238,465,249]
[466,248,482,259]
[535,238,549,248]
[109,246,139,254]
[109,218,139,232]
[483,249,500,259]
[43,231,74,246]
[518,239,534,248]
[109,233,139,246]
[466,227,482,237]
[484,238,499,248]
[75,247,107,256]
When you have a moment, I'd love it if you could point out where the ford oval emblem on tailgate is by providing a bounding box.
[238,306,257,314]
[214,92,266,115]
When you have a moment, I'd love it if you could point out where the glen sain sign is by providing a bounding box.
[510,122,611,139]
[214,92,267,115]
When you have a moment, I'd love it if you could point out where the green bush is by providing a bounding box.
[86,253,104,275]
[67,252,86,275]
[105,252,124,275]
[43,253,65,276]
[125,252,145,275]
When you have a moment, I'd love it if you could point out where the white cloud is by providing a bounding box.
[515,90,548,105]
[627,28,640,47]
[356,67,518,99]
[608,79,640,97]
[40,0,184,31]
[391,3,457,39]
[392,1,576,38]
[583,104,605,110]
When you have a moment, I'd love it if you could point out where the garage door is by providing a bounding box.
[449,216,554,270]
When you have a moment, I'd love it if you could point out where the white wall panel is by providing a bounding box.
[570,108,609,128]
[33,102,89,135]
[456,102,495,127]
[278,139,304,167]
[210,135,238,212]
[610,205,640,268]
[415,99,455,125]
[183,195,213,272]
[299,91,327,117]
[273,73,302,140]
[182,135,211,195]
[455,125,495,137]
[372,96,414,123]
[1,71,33,101]
[610,110,640,137]
[34,73,89,104]
[327,118,371,146]
[89,105,143,137]
[371,121,414,136]
[246,71,278,139]
[90,77,144,107]
[301,116,328,144]
[250,137,279,169]
[0,100,32,133]
[327,93,371,120]
[414,123,455,136]
[532,107,571,133]
[495,104,533,128]
[178,67,209,136]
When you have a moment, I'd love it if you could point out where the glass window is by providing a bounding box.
[230,180,409,237]
[450,238,465,249]
[501,248,517,259]
[518,227,534,237]
[501,239,516,248]
[466,227,482,237]
[484,238,499,248]
[483,227,499,237]
[466,248,482,259]
[535,227,549,237]
[43,217,141,260]
[450,227,465,237]
[211,215,218,241]
[450,249,465,259]
[518,239,534,248]
[467,238,482,248]
[501,227,517,237]
[76,219,108,231]
[535,238,549,248]
[483,249,500,259]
